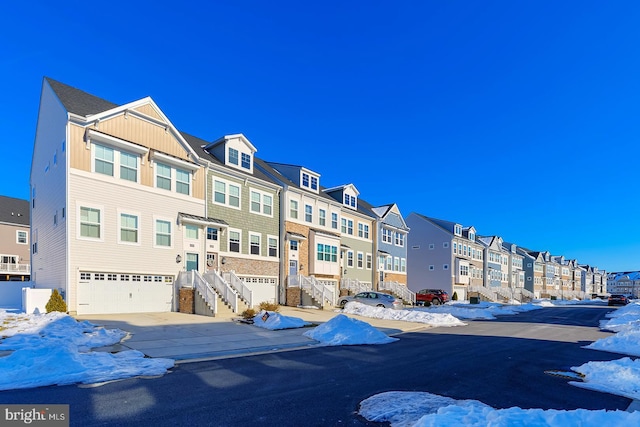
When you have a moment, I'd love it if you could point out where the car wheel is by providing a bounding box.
[431,298,441,306]
[376,304,385,308]
[339,300,348,308]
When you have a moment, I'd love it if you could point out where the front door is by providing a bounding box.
[186,253,199,272]
[289,260,298,276]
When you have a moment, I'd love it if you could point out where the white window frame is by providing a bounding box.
[228,228,242,253]
[347,250,354,267]
[249,232,261,256]
[290,199,299,219]
[77,204,104,242]
[305,204,313,223]
[250,189,274,217]
[213,178,241,209]
[154,217,173,248]
[395,232,405,247]
[382,228,392,243]
[16,230,28,245]
[319,209,326,226]
[331,212,339,229]
[118,210,140,245]
[366,253,372,270]
[357,251,364,269]
[185,224,199,240]
[268,235,278,257]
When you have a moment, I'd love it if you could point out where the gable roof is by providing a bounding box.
[0,196,29,226]
[45,77,119,117]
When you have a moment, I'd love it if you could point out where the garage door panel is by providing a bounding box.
[77,280,173,315]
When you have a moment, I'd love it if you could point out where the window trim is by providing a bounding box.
[267,235,278,258]
[16,230,28,245]
[118,210,141,245]
[249,232,261,256]
[228,228,242,253]
[213,178,241,210]
[154,217,173,248]
[77,204,104,242]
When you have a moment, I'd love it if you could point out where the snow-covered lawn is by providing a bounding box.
[251,310,311,330]
[359,300,640,426]
[303,314,398,345]
[0,310,173,391]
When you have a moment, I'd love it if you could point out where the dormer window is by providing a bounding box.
[300,170,320,192]
[228,148,239,166]
[344,194,356,208]
[454,225,462,236]
[469,232,475,241]
[241,153,251,169]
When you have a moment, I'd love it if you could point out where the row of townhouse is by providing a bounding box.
[29,78,410,315]
[405,213,606,301]
[0,196,30,281]
[607,271,640,298]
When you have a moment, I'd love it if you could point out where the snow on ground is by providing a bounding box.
[359,391,640,427]
[359,300,640,426]
[0,310,174,391]
[413,300,544,320]
[343,302,466,326]
[251,310,311,330]
[303,314,398,345]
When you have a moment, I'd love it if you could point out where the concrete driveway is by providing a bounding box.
[77,307,427,362]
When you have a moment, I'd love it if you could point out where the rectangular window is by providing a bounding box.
[80,207,101,238]
[290,200,298,219]
[241,152,251,169]
[331,212,338,229]
[401,258,406,273]
[214,180,226,204]
[228,148,239,165]
[186,224,198,239]
[386,256,392,271]
[16,231,27,244]
[394,257,400,271]
[358,223,364,238]
[395,233,405,247]
[319,209,326,226]
[382,228,392,243]
[302,173,309,187]
[263,194,272,215]
[120,151,138,182]
[250,233,260,255]
[357,252,364,269]
[268,237,278,257]
[207,227,218,240]
[311,176,318,190]
[305,205,313,222]
[347,220,353,235]
[251,191,261,213]
[341,218,347,233]
[95,144,114,176]
[155,220,171,247]
[156,163,171,190]
[176,169,190,195]
[366,254,372,269]
[120,213,138,243]
[229,184,240,207]
[347,251,354,267]
[229,230,240,253]
[290,240,298,251]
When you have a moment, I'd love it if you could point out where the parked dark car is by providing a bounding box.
[415,289,449,306]
[608,294,629,306]
[338,291,402,309]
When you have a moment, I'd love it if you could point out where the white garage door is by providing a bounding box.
[77,272,174,315]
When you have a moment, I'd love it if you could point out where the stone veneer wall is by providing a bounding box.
[179,288,195,314]
[219,257,279,277]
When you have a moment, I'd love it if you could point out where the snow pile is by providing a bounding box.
[343,302,465,326]
[586,301,640,356]
[0,310,174,390]
[571,357,640,400]
[251,310,311,330]
[359,391,640,427]
[303,314,398,345]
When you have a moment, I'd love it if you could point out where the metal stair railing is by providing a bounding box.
[223,271,254,308]
[341,278,372,294]
[186,270,218,314]
[380,281,416,305]
[203,270,238,313]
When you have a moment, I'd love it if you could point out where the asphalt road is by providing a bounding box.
[0,305,631,426]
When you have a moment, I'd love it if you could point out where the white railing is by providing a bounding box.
[380,281,416,305]
[289,275,335,307]
[493,287,512,301]
[0,263,30,274]
[179,270,218,314]
[223,271,254,308]
[469,285,498,302]
[204,270,238,313]
[341,278,372,294]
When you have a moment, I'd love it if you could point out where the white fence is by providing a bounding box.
[288,275,335,307]
[340,278,372,294]
[0,281,32,310]
[380,281,416,305]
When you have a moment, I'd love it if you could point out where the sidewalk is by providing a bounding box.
[78,306,429,363]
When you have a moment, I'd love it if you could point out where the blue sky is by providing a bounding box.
[1,1,639,272]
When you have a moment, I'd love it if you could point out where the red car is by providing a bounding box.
[416,289,449,306]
